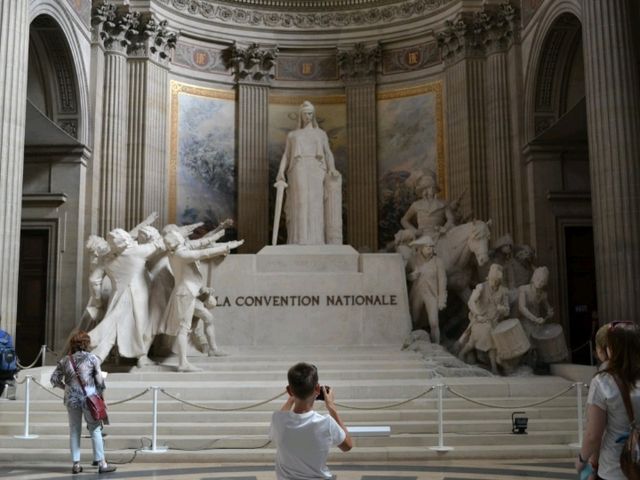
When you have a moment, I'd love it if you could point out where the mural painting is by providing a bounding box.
[267,96,347,244]
[377,82,445,248]
[170,82,237,238]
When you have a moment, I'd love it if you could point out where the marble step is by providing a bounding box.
[0,443,578,463]
[0,405,580,422]
[0,416,580,436]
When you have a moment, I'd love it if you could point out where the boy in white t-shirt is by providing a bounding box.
[269,362,353,480]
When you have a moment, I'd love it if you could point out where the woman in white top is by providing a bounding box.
[577,321,640,480]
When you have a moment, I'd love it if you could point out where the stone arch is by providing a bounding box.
[28,2,90,145]
[523,0,583,142]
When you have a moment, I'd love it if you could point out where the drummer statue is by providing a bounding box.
[407,236,447,343]
[458,264,510,374]
[517,266,554,338]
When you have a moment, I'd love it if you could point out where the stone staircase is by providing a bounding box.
[0,346,582,463]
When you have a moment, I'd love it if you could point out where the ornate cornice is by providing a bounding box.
[155,0,454,30]
[223,43,278,83]
[337,43,382,84]
[437,1,518,63]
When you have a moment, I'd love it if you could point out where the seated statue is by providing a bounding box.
[400,172,455,242]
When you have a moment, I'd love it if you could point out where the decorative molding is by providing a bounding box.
[269,94,346,105]
[155,0,455,30]
[521,0,545,27]
[66,0,92,27]
[275,55,339,81]
[223,43,278,83]
[92,1,139,53]
[381,41,439,74]
[173,41,228,73]
[58,120,78,138]
[337,43,382,83]
[485,2,518,54]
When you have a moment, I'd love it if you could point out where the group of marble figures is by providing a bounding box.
[78,213,243,372]
[394,172,568,374]
[75,99,567,376]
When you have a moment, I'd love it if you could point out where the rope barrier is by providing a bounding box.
[109,388,151,406]
[31,378,64,400]
[446,384,576,409]
[333,386,436,410]
[17,349,43,370]
[571,340,591,353]
[45,346,59,356]
[160,389,287,411]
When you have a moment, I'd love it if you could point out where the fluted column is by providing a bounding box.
[485,3,517,238]
[126,16,176,228]
[0,1,29,338]
[338,44,381,251]
[95,4,139,234]
[438,14,489,220]
[225,44,277,252]
[583,0,640,323]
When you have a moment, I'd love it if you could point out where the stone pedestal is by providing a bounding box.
[0,1,29,337]
[205,245,411,346]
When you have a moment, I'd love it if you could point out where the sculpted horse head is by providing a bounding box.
[436,219,491,273]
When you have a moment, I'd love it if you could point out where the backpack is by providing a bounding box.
[0,330,17,373]
[614,376,640,480]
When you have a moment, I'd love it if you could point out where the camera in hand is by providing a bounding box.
[316,385,330,401]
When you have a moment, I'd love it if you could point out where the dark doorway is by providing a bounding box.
[565,226,597,365]
[16,229,49,365]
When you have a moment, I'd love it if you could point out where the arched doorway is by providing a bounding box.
[523,12,595,365]
[17,14,87,362]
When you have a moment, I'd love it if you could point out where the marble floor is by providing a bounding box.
[0,460,576,480]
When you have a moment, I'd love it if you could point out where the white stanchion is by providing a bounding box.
[141,386,168,453]
[40,345,47,367]
[429,384,453,452]
[14,376,39,439]
[569,382,584,448]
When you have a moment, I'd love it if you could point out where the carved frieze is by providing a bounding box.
[337,43,382,83]
[276,56,339,81]
[155,0,454,30]
[381,41,439,74]
[173,41,228,73]
[224,43,278,83]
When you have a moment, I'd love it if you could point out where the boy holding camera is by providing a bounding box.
[270,362,353,479]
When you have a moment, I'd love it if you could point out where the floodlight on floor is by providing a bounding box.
[511,411,528,434]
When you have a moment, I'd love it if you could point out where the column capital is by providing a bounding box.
[223,43,278,84]
[92,1,140,54]
[128,15,178,65]
[337,43,381,85]
[437,1,519,63]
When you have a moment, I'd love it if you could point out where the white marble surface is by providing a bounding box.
[205,248,411,346]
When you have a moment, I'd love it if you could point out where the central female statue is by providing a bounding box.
[275,101,342,245]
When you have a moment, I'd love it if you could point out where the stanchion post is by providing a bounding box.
[569,382,584,448]
[14,376,39,439]
[142,386,168,453]
[429,384,453,452]
[588,341,594,366]
[40,345,47,367]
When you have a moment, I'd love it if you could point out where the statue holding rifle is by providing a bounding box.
[272,100,342,245]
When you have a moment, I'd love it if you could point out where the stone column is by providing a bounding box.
[0,1,29,337]
[126,16,176,228]
[582,0,640,323]
[438,13,489,220]
[225,43,277,252]
[484,3,517,238]
[95,5,139,234]
[338,43,381,251]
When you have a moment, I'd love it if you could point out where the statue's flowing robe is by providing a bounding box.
[282,126,342,245]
